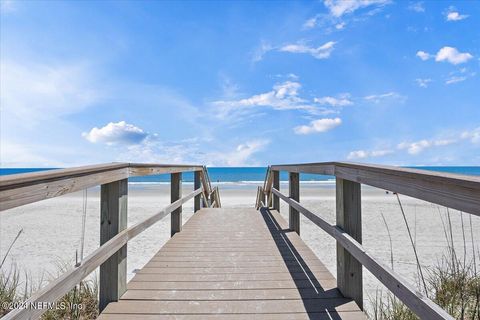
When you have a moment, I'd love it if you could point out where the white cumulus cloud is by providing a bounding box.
[416,51,431,61]
[279,41,336,60]
[83,121,149,145]
[294,118,342,135]
[445,8,468,21]
[435,47,473,65]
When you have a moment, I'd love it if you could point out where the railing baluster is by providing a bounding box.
[194,170,201,212]
[273,170,280,211]
[171,172,182,236]
[99,179,128,312]
[289,172,300,234]
[336,177,363,309]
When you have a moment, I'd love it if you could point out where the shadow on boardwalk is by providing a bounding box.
[259,207,356,320]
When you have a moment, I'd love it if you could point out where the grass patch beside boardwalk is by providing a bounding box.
[368,202,480,320]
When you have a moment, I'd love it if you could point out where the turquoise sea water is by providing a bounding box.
[1,166,479,184]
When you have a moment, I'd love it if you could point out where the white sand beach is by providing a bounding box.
[1,183,479,309]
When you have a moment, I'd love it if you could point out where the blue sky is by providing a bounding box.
[1,0,479,167]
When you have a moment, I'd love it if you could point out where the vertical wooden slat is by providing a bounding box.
[99,179,128,312]
[194,171,201,212]
[289,172,300,235]
[273,170,280,211]
[171,173,182,236]
[336,177,363,309]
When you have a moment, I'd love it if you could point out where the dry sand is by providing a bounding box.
[1,183,479,309]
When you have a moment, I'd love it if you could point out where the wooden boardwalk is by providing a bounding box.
[98,207,365,319]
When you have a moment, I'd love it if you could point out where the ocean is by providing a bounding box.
[1,166,479,185]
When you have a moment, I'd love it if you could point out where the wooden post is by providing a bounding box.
[194,171,201,212]
[336,177,363,309]
[273,170,280,211]
[289,172,300,235]
[171,172,182,236]
[99,179,128,312]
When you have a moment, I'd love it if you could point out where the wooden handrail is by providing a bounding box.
[0,163,206,211]
[2,188,203,320]
[271,187,453,320]
[261,161,480,320]
[268,162,480,216]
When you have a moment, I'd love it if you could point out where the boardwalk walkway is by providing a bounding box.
[99,207,365,319]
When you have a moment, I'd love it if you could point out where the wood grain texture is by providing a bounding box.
[1,188,202,320]
[170,173,182,237]
[289,172,300,235]
[271,187,454,320]
[270,161,480,216]
[194,171,201,212]
[100,179,128,312]
[336,178,363,310]
[98,207,365,319]
[0,163,205,211]
[273,170,280,211]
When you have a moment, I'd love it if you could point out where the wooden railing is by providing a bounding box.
[257,162,480,320]
[0,163,220,319]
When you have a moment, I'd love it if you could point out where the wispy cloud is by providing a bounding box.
[323,0,391,18]
[347,149,393,159]
[445,76,467,85]
[251,41,273,63]
[215,139,270,166]
[294,117,342,135]
[408,2,425,13]
[212,81,323,119]
[461,127,480,144]
[314,94,353,107]
[279,41,336,60]
[398,139,456,155]
[363,92,406,104]
[0,60,99,125]
[415,78,432,88]
[0,0,17,13]
[82,121,149,145]
[445,7,468,21]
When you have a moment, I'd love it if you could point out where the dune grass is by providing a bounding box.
[368,199,480,320]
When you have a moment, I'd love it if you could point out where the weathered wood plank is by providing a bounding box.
[100,179,128,312]
[171,173,182,237]
[96,207,364,319]
[122,288,341,300]
[99,312,366,320]
[289,172,300,234]
[270,161,480,216]
[271,188,454,320]
[1,188,202,320]
[273,170,280,211]
[127,279,338,290]
[0,168,129,211]
[101,299,360,314]
[194,171,201,212]
[336,178,363,310]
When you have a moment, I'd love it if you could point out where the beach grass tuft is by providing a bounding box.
[368,200,480,320]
